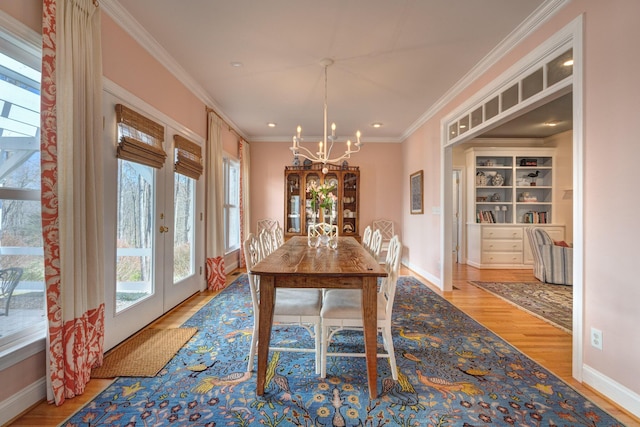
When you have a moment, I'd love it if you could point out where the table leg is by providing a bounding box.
[256,275,275,395]
[361,276,378,399]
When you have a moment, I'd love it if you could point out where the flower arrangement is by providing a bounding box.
[306,181,337,213]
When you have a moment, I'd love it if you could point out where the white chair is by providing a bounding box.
[308,222,338,248]
[362,225,372,250]
[372,219,394,259]
[256,218,279,236]
[369,229,383,260]
[243,233,323,373]
[273,226,285,248]
[259,228,277,256]
[320,235,403,379]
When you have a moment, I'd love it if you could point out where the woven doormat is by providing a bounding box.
[91,327,198,378]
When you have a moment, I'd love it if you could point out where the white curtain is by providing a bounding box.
[205,112,226,289]
[41,0,105,405]
[239,139,251,267]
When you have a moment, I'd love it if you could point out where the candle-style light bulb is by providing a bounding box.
[297,126,301,138]
[347,139,351,150]
[356,130,361,145]
[331,122,336,137]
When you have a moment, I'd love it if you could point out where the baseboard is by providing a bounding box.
[401,260,441,288]
[0,377,46,426]
[583,364,640,419]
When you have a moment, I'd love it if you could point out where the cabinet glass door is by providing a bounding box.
[286,173,301,233]
[323,172,339,225]
[304,173,321,231]
[342,172,358,236]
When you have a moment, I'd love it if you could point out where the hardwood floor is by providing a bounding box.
[8,266,639,426]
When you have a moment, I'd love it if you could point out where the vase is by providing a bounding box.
[492,173,504,186]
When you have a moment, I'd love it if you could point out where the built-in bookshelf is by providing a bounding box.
[465,147,564,268]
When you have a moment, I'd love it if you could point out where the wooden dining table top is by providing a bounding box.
[251,236,387,280]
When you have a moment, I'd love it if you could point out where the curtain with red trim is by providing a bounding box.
[41,0,105,405]
[205,113,226,290]
[239,139,250,269]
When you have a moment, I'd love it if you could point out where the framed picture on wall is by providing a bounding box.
[410,170,423,214]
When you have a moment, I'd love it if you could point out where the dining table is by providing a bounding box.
[250,235,387,399]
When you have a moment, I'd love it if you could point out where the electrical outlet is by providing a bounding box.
[591,327,603,350]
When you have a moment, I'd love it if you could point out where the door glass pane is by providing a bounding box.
[173,174,194,283]
[116,159,154,312]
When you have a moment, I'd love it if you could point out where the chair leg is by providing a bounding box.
[314,323,321,375]
[247,321,258,372]
[320,325,328,378]
[382,327,398,380]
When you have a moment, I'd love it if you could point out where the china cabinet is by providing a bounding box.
[465,147,565,268]
[284,162,360,240]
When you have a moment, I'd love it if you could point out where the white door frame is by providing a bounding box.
[440,17,584,381]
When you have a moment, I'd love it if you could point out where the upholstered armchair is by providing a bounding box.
[526,227,573,285]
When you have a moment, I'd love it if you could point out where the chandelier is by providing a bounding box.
[290,58,362,168]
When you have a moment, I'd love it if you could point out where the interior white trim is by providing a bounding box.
[403,0,570,140]
[0,378,46,426]
[100,1,246,140]
[583,364,640,419]
[439,15,587,389]
[0,9,41,57]
[401,261,441,289]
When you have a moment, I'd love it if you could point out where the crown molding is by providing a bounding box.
[100,1,247,140]
[402,0,570,140]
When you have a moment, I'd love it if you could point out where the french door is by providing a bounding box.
[102,91,204,350]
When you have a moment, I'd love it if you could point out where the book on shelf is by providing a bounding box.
[477,210,496,223]
[522,211,548,224]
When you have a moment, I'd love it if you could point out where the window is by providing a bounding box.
[173,173,195,283]
[0,37,45,351]
[223,156,240,252]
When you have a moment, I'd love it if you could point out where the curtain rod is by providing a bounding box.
[205,106,243,140]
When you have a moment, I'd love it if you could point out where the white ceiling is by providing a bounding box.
[111,0,563,143]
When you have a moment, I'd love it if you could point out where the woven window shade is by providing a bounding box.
[116,104,166,169]
[174,135,203,180]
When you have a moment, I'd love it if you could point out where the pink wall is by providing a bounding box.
[101,15,206,139]
[0,0,41,33]
[403,0,640,406]
[249,141,403,237]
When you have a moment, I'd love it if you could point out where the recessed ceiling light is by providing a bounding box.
[230,61,243,68]
[371,122,383,128]
[563,59,574,66]
[545,120,560,127]
[460,124,467,129]
[267,122,277,128]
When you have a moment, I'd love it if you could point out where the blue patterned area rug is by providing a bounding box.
[63,275,623,426]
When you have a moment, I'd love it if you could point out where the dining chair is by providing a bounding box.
[320,235,403,380]
[362,225,372,250]
[307,222,339,248]
[369,229,383,260]
[0,267,24,316]
[259,228,277,257]
[273,226,285,249]
[243,233,323,374]
[372,219,394,258]
[256,218,279,236]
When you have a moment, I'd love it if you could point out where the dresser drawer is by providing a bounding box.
[482,240,523,252]
[482,227,523,240]
[481,252,523,264]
